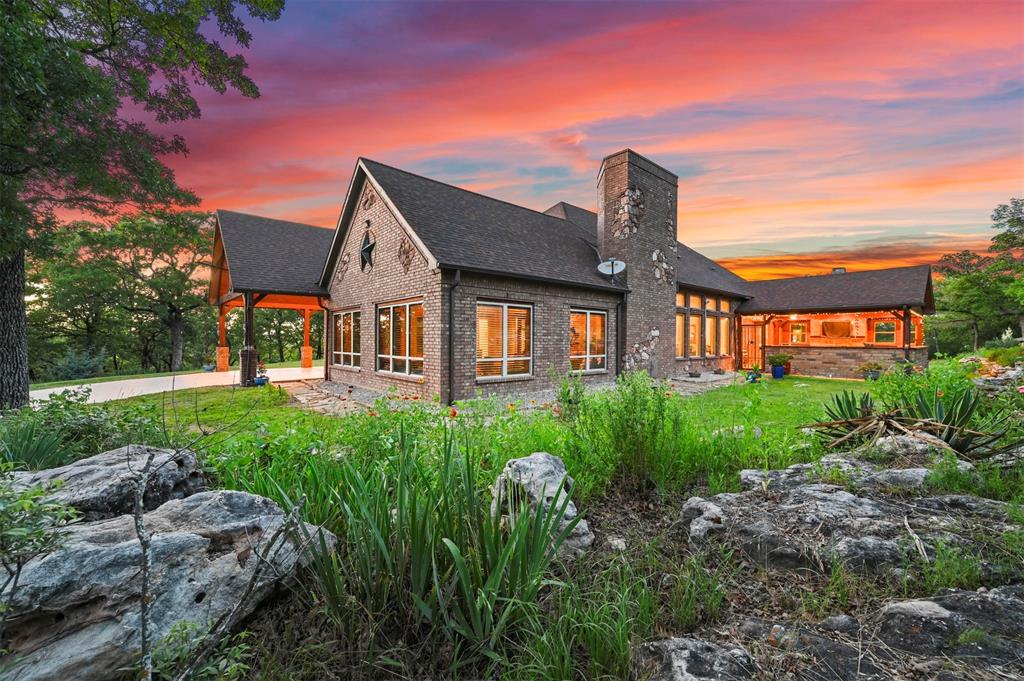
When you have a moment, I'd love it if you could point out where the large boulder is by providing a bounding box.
[2,490,334,681]
[738,453,973,494]
[632,637,753,680]
[491,452,594,555]
[11,445,205,519]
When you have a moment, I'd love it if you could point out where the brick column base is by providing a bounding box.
[216,346,230,372]
[239,347,258,387]
[300,345,313,368]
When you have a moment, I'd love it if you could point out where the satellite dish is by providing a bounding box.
[598,258,626,277]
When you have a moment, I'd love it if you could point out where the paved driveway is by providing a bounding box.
[29,367,324,404]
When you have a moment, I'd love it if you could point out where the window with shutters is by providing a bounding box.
[569,309,607,372]
[476,302,532,378]
[377,300,423,375]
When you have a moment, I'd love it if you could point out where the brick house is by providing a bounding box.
[208,149,934,399]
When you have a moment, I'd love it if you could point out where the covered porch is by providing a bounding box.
[208,210,333,386]
[739,309,928,378]
[735,265,935,379]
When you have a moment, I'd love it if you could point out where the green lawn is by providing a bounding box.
[29,358,325,390]
[684,375,869,429]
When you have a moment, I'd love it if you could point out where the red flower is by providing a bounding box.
[412,395,420,401]
[449,407,459,419]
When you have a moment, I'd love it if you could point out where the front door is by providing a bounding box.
[741,325,763,370]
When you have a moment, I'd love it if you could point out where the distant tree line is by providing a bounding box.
[27,211,322,383]
[929,198,1023,354]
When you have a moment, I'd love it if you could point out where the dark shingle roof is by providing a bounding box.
[545,201,751,298]
[217,210,332,296]
[737,265,934,314]
[361,160,621,290]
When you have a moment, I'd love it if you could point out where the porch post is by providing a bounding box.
[239,292,257,387]
[301,308,313,368]
[902,305,911,362]
[216,308,230,371]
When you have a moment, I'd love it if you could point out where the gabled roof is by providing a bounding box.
[737,264,935,314]
[545,202,751,298]
[320,160,623,291]
[216,210,332,297]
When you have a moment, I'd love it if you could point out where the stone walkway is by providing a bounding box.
[278,380,374,416]
[669,371,744,396]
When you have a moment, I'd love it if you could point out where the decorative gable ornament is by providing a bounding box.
[398,237,416,274]
[334,252,350,284]
[362,188,377,210]
[360,225,376,272]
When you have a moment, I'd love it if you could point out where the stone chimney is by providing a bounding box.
[597,149,678,377]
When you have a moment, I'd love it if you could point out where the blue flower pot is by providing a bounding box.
[771,365,786,379]
[253,376,269,387]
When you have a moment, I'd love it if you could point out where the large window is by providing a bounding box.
[676,289,734,358]
[333,310,360,367]
[872,320,896,345]
[377,301,423,375]
[569,309,607,372]
[789,322,807,345]
[477,302,532,378]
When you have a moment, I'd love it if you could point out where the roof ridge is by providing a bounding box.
[751,263,931,284]
[361,158,577,226]
[217,209,330,231]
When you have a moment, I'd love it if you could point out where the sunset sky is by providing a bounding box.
[169,0,1024,279]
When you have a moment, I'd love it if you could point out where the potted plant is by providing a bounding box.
[688,369,702,378]
[746,364,762,383]
[767,353,793,379]
[857,360,884,381]
[253,360,269,386]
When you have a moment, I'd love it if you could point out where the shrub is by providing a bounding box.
[0,388,163,468]
[0,419,66,469]
[50,348,107,381]
[982,345,1024,367]
[766,353,792,367]
[151,622,251,681]
[874,362,974,412]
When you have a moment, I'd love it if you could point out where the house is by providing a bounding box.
[208,149,934,400]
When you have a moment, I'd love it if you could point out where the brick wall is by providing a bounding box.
[325,180,443,399]
[447,272,622,402]
[767,345,929,379]
[598,150,678,378]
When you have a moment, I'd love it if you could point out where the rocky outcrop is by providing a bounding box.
[2,449,333,681]
[491,452,594,555]
[11,445,205,519]
[683,458,1016,572]
[732,586,1024,678]
[632,637,753,680]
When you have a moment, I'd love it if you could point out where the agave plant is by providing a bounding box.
[903,388,1010,456]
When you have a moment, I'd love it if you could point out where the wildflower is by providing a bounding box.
[449,407,459,419]
[665,391,674,397]
[412,394,420,401]
[936,390,945,398]
[368,410,378,418]
[507,403,516,413]
[1018,386,1024,394]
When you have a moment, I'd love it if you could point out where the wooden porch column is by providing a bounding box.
[300,308,313,368]
[902,305,912,362]
[239,292,257,387]
[216,308,230,371]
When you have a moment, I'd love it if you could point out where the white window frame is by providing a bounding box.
[476,302,533,379]
[376,300,424,376]
[333,310,360,368]
[569,309,607,373]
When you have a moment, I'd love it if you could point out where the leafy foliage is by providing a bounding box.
[151,622,251,681]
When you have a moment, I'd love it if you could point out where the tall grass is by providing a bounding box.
[286,426,578,675]
[560,371,820,495]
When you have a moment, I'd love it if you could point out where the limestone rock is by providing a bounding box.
[857,433,952,459]
[2,490,334,681]
[681,482,1019,573]
[11,445,205,520]
[632,637,753,680]
[491,452,594,555]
